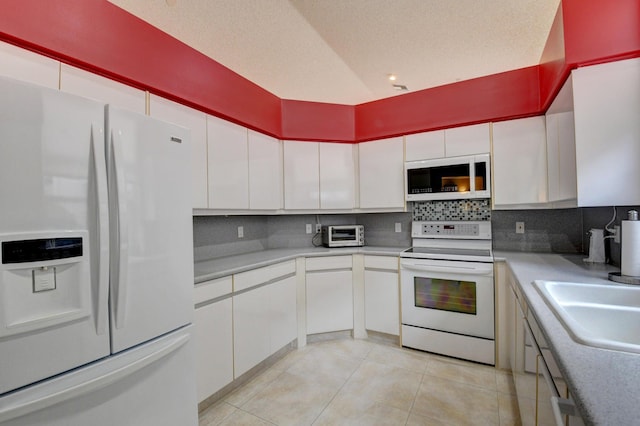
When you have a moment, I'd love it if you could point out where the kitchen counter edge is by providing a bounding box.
[494,251,639,426]
[194,246,406,284]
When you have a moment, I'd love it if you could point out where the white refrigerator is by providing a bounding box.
[0,76,197,425]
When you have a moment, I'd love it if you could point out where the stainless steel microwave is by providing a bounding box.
[321,225,364,247]
[405,154,491,201]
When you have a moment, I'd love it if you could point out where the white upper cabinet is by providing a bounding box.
[359,137,405,209]
[319,142,356,209]
[572,57,640,207]
[149,95,208,209]
[59,64,145,114]
[405,130,445,161]
[284,141,320,210]
[445,123,490,157]
[284,141,356,211]
[492,116,548,207]
[404,123,490,162]
[248,130,283,210]
[545,78,577,204]
[0,41,59,89]
[207,116,249,209]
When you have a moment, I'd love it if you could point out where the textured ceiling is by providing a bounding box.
[107,0,560,105]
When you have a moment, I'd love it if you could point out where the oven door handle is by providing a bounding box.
[401,263,493,276]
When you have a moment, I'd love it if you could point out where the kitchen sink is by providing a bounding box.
[533,280,640,354]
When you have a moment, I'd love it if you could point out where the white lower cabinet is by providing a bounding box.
[305,256,354,334]
[233,260,297,377]
[363,256,399,336]
[193,276,233,404]
[194,298,233,403]
[233,284,272,377]
[269,275,298,351]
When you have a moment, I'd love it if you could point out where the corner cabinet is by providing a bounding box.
[283,141,356,210]
[305,256,354,334]
[358,137,405,209]
[363,256,399,336]
[492,116,548,208]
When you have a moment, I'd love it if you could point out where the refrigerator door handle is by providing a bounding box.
[111,131,129,329]
[92,125,109,336]
[0,333,190,424]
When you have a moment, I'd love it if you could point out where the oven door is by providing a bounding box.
[400,258,494,339]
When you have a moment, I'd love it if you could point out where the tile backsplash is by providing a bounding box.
[412,199,491,221]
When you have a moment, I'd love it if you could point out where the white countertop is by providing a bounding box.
[194,246,407,284]
[495,251,639,426]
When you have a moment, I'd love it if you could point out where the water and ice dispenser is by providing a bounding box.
[0,233,90,339]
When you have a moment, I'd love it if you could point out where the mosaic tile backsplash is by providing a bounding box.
[412,199,491,221]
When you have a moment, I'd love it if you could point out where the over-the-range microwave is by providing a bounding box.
[405,154,491,201]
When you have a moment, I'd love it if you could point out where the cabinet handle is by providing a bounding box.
[551,396,578,426]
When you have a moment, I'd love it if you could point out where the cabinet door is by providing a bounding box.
[207,116,249,209]
[194,298,233,403]
[269,275,297,352]
[248,130,282,210]
[573,58,640,206]
[445,123,490,157]
[493,116,548,207]
[233,285,271,377]
[284,141,320,209]
[359,137,405,209]
[319,142,356,209]
[405,130,445,161]
[0,41,60,89]
[306,270,353,334]
[546,111,577,203]
[364,269,399,336]
[59,64,145,114]
[149,95,208,209]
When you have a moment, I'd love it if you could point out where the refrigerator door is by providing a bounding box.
[0,325,198,426]
[106,106,194,353]
[0,77,110,395]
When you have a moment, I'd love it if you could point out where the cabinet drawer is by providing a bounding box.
[364,255,398,271]
[306,255,352,272]
[194,276,233,305]
[234,260,296,292]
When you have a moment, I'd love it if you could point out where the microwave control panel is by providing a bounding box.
[411,221,491,239]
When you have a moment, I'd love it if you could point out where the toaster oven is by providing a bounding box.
[321,225,364,248]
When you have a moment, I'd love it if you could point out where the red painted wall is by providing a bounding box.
[355,66,540,141]
[1,0,639,142]
[538,3,569,111]
[0,0,282,137]
[563,0,640,67]
[281,100,355,142]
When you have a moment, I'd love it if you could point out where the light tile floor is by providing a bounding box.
[199,338,521,426]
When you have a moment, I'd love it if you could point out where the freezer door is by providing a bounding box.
[0,77,110,395]
[0,325,198,426]
[106,106,194,353]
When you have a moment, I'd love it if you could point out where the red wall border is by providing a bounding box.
[1,0,639,143]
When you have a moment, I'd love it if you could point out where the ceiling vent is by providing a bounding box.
[392,84,408,91]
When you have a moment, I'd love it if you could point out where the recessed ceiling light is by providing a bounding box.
[393,84,408,91]
[388,74,397,81]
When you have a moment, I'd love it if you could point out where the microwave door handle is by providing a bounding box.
[402,263,492,276]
